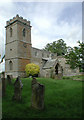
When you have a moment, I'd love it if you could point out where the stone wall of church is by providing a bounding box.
[5,41,18,60]
[40,69,51,78]
[57,56,80,76]
[18,58,30,71]
[18,41,31,58]
[5,71,26,78]
[17,22,31,43]
[31,47,50,67]
[6,23,18,44]
[5,59,18,72]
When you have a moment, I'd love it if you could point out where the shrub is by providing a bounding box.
[25,63,40,77]
[62,76,71,79]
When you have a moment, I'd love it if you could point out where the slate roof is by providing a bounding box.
[42,59,56,69]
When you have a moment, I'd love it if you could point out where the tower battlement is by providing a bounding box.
[6,14,30,27]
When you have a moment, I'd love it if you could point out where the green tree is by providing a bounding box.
[44,39,67,56]
[65,41,84,72]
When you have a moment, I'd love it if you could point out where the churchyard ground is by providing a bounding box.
[2,75,83,118]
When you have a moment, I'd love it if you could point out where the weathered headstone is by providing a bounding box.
[12,76,23,101]
[7,75,12,84]
[1,72,6,97]
[31,77,45,110]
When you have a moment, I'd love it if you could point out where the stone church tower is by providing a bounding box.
[5,15,31,78]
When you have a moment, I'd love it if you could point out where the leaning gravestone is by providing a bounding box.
[31,77,45,110]
[7,75,12,84]
[1,72,6,97]
[12,76,23,101]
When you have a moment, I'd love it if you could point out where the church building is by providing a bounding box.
[5,15,80,78]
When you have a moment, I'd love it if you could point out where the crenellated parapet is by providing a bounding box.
[5,14,31,28]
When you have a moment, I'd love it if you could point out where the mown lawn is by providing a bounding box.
[2,76,83,119]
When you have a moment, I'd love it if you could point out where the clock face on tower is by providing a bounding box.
[23,43,27,48]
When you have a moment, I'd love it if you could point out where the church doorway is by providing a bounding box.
[55,63,59,75]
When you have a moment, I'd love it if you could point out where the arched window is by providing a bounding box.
[23,28,26,37]
[10,27,12,37]
[9,61,13,70]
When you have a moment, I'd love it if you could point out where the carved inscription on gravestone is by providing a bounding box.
[31,77,45,110]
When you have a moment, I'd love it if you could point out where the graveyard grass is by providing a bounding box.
[2,75,83,118]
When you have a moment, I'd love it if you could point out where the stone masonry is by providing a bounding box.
[5,15,31,78]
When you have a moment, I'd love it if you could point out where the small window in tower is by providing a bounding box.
[23,28,26,37]
[9,61,13,70]
[10,27,12,37]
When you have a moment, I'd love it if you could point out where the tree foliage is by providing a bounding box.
[65,41,84,72]
[44,39,84,72]
[44,39,67,56]
[25,63,40,77]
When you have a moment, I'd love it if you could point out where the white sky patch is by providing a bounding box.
[32,34,48,49]
[32,20,82,48]
[34,18,51,30]
[31,14,82,49]
[6,0,83,2]
[0,16,6,58]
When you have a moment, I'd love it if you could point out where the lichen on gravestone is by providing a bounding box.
[31,77,45,110]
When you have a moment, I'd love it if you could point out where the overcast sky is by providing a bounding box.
[0,0,82,58]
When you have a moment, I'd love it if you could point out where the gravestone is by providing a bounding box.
[1,72,6,97]
[12,76,23,101]
[31,77,45,110]
[7,75,12,84]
